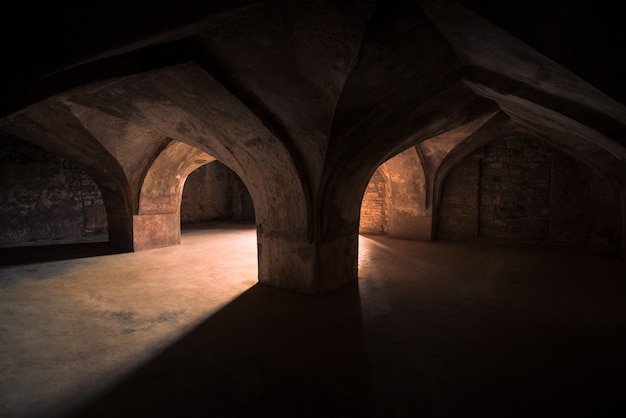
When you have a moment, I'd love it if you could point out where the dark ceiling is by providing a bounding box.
[458,0,625,104]
[2,0,624,105]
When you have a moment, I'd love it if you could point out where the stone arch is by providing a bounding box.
[66,64,312,291]
[181,160,255,225]
[359,146,431,240]
[514,109,626,259]
[435,124,623,256]
[432,113,514,238]
[0,103,134,250]
[359,163,391,235]
[134,140,215,250]
[321,83,498,290]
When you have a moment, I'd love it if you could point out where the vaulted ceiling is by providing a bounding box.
[2,0,625,293]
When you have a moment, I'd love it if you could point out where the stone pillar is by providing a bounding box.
[621,190,626,260]
[105,210,134,251]
[133,213,181,251]
[256,229,358,295]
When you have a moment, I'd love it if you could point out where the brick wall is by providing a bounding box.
[0,137,256,246]
[549,153,621,254]
[437,151,480,240]
[360,170,388,234]
[479,135,552,242]
[0,136,107,245]
[438,133,621,255]
[181,161,255,224]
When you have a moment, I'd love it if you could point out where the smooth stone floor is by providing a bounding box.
[1,221,625,417]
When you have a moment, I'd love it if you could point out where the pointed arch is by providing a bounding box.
[435,118,623,256]
[0,102,134,250]
[134,140,215,250]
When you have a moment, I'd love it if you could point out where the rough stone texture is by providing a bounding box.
[230,172,255,222]
[438,133,622,255]
[0,136,107,245]
[479,134,552,242]
[181,161,254,224]
[1,0,625,293]
[359,115,499,243]
[437,152,481,240]
[360,147,433,240]
[181,162,230,223]
[385,147,429,240]
[0,138,254,248]
[359,170,388,235]
[549,153,621,255]
[132,213,181,251]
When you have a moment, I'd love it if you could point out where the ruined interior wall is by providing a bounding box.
[437,151,481,240]
[438,133,621,255]
[0,138,255,247]
[181,161,255,224]
[359,170,389,235]
[548,153,621,255]
[0,136,107,245]
[479,135,552,241]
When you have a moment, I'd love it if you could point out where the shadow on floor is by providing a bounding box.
[65,281,370,418]
[0,242,127,266]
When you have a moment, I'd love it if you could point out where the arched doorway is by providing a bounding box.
[359,146,430,240]
[359,169,390,235]
[181,160,255,226]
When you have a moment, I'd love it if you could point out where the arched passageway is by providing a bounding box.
[359,124,623,258]
[181,160,255,225]
[1,0,625,293]
[359,169,390,235]
[359,146,428,240]
[2,1,626,416]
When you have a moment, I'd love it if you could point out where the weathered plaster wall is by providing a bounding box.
[438,133,621,255]
[181,161,254,224]
[0,136,107,245]
[1,0,624,293]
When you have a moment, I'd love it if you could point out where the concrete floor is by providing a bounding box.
[1,221,625,418]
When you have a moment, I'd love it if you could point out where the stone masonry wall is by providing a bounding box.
[479,135,552,242]
[0,136,107,245]
[0,137,256,247]
[437,151,481,240]
[438,133,621,255]
[181,161,255,224]
[549,153,621,255]
[359,170,388,234]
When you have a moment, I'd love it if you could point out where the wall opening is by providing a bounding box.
[359,169,390,235]
[359,146,430,240]
[181,160,255,227]
[0,135,108,247]
[437,133,622,256]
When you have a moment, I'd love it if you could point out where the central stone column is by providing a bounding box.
[133,213,181,251]
[256,228,358,295]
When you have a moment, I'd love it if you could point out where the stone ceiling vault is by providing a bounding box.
[1,0,624,294]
